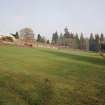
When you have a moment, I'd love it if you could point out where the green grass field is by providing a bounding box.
[0,45,105,105]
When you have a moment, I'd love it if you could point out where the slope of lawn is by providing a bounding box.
[0,45,105,105]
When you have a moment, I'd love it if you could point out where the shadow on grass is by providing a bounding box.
[41,49,105,66]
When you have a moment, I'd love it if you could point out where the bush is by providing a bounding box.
[1,36,14,42]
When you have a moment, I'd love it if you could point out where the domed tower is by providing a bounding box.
[19,28,35,47]
[64,27,70,38]
[63,27,76,48]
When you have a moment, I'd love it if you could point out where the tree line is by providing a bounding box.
[10,27,105,52]
[51,28,105,52]
[33,28,105,52]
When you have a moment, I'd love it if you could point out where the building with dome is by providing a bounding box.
[59,27,76,48]
[18,28,35,47]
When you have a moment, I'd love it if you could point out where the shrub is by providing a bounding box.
[1,36,14,42]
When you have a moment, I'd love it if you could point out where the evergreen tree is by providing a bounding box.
[15,32,19,39]
[95,34,100,52]
[100,33,105,52]
[80,33,85,50]
[10,32,19,39]
[59,33,64,45]
[89,33,95,51]
[100,33,104,44]
[75,33,80,49]
[85,38,89,51]
[37,34,42,42]
[52,31,59,44]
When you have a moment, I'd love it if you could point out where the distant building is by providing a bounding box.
[59,27,76,48]
[18,28,35,47]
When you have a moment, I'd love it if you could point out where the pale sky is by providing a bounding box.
[0,0,105,39]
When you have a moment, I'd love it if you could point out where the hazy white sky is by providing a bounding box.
[0,0,105,39]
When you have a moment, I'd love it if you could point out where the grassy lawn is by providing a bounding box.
[0,45,105,105]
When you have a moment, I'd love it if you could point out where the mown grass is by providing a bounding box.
[0,45,105,105]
